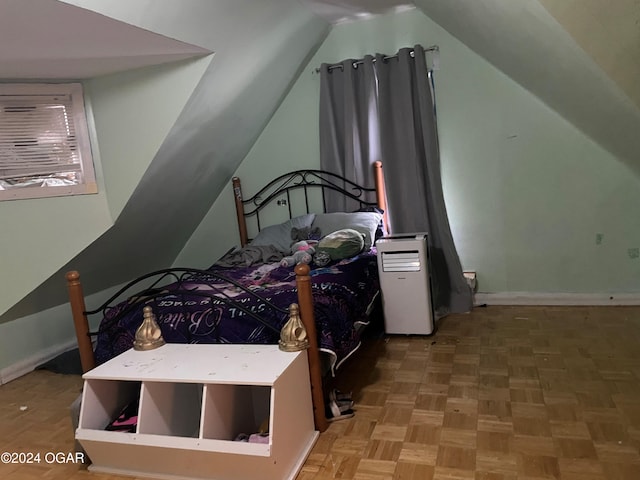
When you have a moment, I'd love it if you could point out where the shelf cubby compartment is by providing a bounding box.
[138,381,202,438]
[79,379,141,432]
[201,384,270,448]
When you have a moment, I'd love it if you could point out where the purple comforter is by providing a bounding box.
[94,250,379,372]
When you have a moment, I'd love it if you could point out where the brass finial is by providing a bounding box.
[133,306,165,351]
[278,303,309,352]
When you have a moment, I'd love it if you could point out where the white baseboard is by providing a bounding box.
[474,292,640,307]
[0,338,77,385]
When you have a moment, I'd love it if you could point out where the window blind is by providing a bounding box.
[0,83,96,200]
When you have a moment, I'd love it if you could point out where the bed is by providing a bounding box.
[66,161,388,432]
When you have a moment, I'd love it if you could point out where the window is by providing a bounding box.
[0,83,97,201]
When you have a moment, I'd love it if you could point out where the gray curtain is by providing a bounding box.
[319,56,379,212]
[319,45,472,315]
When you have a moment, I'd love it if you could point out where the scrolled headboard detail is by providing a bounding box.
[233,161,387,246]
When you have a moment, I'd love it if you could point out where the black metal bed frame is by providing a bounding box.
[237,169,380,234]
[87,268,286,337]
[86,167,384,350]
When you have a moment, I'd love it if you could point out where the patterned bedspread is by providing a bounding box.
[94,250,379,373]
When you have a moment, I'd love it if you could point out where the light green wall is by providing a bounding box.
[0,91,112,318]
[430,18,640,293]
[0,284,120,382]
[173,182,239,267]
[184,8,640,294]
[86,57,211,219]
[1,1,327,372]
[0,9,212,368]
[6,4,638,375]
[0,302,76,382]
[0,59,207,369]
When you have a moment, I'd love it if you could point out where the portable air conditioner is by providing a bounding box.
[376,234,434,335]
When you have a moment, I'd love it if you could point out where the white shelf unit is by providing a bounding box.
[76,344,318,480]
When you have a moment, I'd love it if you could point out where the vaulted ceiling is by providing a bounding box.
[1,0,637,169]
[305,0,640,114]
[413,0,640,172]
[0,0,638,322]
[0,0,210,78]
[303,0,640,170]
[539,0,640,110]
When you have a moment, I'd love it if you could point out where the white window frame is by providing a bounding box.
[0,83,97,201]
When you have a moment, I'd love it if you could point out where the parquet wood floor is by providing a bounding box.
[2,306,640,479]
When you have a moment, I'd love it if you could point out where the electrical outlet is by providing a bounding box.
[463,271,477,291]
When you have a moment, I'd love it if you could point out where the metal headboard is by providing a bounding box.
[232,162,387,246]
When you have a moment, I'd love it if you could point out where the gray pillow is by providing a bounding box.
[250,214,316,253]
[312,211,383,251]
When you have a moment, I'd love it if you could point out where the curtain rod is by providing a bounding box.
[315,45,439,73]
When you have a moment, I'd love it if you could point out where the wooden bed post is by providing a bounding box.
[373,161,390,234]
[294,264,328,433]
[65,271,96,373]
[232,177,249,247]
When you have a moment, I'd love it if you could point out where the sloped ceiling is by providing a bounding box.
[413,0,640,172]
[0,0,330,322]
[304,0,640,171]
[0,0,211,78]
[1,0,639,321]
[539,0,640,110]
[1,0,637,162]
[303,0,416,23]
[3,0,636,166]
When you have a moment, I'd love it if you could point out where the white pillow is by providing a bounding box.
[312,211,383,251]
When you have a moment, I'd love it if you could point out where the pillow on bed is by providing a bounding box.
[315,228,365,263]
[312,211,383,251]
[354,206,387,240]
[249,213,315,253]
